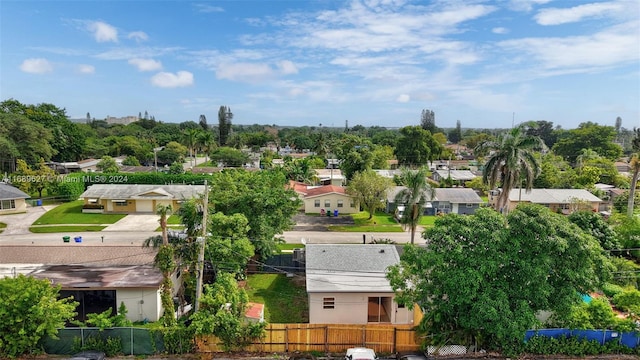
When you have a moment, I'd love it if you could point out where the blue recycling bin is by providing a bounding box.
[334,209,339,217]
[74,236,82,243]
[36,199,42,206]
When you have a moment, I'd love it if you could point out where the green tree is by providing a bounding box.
[96,155,119,173]
[0,275,78,358]
[347,170,394,219]
[183,128,200,168]
[420,109,438,133]
[206,212,255,276]
[198,131,216,165]
[157,203,173,245]
[628,155,640,218]
[168,161,184,174]
[32,158,57,198]
[395,126,443,167]
[157,141,187,166]
[476,125,544,213]
[332,134,375,180]
[448,120,462,143]
[552,122,622,163]
[394,167,434,244]
[122,155,140,166]
[568,210,620,251]
[210,147,250,167]
[217,106,233,146]
[208,170,301,260]
[533,153,575,189]
[371,145,394,170]
[387,205,612,351]
[189,272,266,351]
[0,112,54,165]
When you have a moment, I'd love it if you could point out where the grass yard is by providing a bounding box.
[32,200,126,225]
[244,274,308,323]
[30,225,107,233]
[0,222,6,234]
[328,211,403,232]
[418,215,437,227]
[277,243,305,252]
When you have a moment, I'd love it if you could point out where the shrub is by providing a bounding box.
[601,283,625,297]
[612,288,640,314]
[82,203,104,210]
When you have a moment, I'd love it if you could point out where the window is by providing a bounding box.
[323,297,335,309]
[0,199,15,210]
[337,200,344,208]
[115,201,128,207]
[324,200,331,208]
[350,201,355,208]
[314,200,320,208]
[466,203,474,208]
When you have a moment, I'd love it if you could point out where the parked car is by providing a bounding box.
[66,351,106,360]
[346,347,377,360]
[397,353,428,360]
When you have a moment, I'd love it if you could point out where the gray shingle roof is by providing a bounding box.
[31,265,163,288]
[506,189,602,203]
[305,244,399,293]
[0,184,30,200]
[80,184,205,200]
[386,186,483,204]
[0,245,157,266]
[434,169,477,181]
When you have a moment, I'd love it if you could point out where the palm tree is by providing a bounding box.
[394,167,435,244]
[198,131,215,166]
[476,125,544,213]
[628,155,640,218]
[157,204,173,245]
[183,129,200,168]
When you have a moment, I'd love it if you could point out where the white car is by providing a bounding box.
[346,347,377,360]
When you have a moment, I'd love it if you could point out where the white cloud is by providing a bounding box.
[87,21,118,42]
[508,0,552,12]
[78,64,95,74]
[498,22,639,70]
[128,58,163,71]
[20,58,53,74]
[94,47,181,60]
[492,27,509,34]
[277,60,298,75]
[193,3,224,13]
[216,62,273,82]
[151,71,194,88]
[128,31,149,42]
[396,94,410,102]
[535,1,625,25]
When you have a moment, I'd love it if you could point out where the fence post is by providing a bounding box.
[130,327,134,355]
[362,326,366,347]
[81,327,84,347]
[285,325,289,352]
[393,328,397,354]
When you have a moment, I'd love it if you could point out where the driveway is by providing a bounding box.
[292,213,355,231]
[102,214,161,232]
[0,205,52,236]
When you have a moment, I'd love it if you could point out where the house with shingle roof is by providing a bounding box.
[0,183,30,214]
[305,244,415,324]
[489,188,604,214]
[431,169,478,185]
[386,186,484,215]
[0,244,168,323]
[303,185,358,215]
[80,184,205,214]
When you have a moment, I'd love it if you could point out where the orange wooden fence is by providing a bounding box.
[196,323,421,354]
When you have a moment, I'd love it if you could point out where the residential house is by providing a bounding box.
[489,188,604,214]
[0,183,30,214]
[431,169,477,185]
[77,158,100,172]
[386,186,484,216]
[80,184,205,214]
[305,244,414,325]
[315,169,345,186]
[372,169,402,179]
[303,185,358,214]
[0,245,168,323]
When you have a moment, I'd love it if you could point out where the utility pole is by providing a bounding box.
[194,179,208,312]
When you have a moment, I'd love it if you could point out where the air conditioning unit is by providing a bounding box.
[293,248,305,264]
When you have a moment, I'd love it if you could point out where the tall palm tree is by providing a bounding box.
[198,131,215,166]
[628,154,640,218]
[394,167,435,244]
[157,204,173,245]
[183,129,200,168]
[476,125,544,213]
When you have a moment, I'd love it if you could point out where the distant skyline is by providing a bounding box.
[1,0,638,129]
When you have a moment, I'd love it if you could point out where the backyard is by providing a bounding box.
[328,211,403,232]
[244,273,308,323]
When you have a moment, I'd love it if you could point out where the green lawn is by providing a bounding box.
[277,243,305,252]
[244,274,308,323]
[329,211,403,232]
[418,215,437,227]
[29,225,107,233]
[0,222,6,234]
[32,201,126,225]
[167,214,182,224]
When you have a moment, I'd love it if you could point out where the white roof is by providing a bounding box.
[506,188,602,203]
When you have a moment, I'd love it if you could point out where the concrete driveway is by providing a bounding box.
[0,205,52,235]
[102,214,161,232]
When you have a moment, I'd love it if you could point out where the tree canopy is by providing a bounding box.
[552,122,623,163]
[346,170,393,219]
[394,126,443,167]
[387,205,612,351]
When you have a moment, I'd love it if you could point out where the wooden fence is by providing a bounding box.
[197,324,421,354]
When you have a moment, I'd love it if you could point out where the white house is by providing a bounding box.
[305,244,413,325]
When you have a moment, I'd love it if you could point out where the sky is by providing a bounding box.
[1,0,638,130]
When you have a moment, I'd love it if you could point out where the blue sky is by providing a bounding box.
[1,0,638,129]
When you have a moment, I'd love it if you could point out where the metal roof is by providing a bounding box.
[305,244,399,293]
[506,188,603,203]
